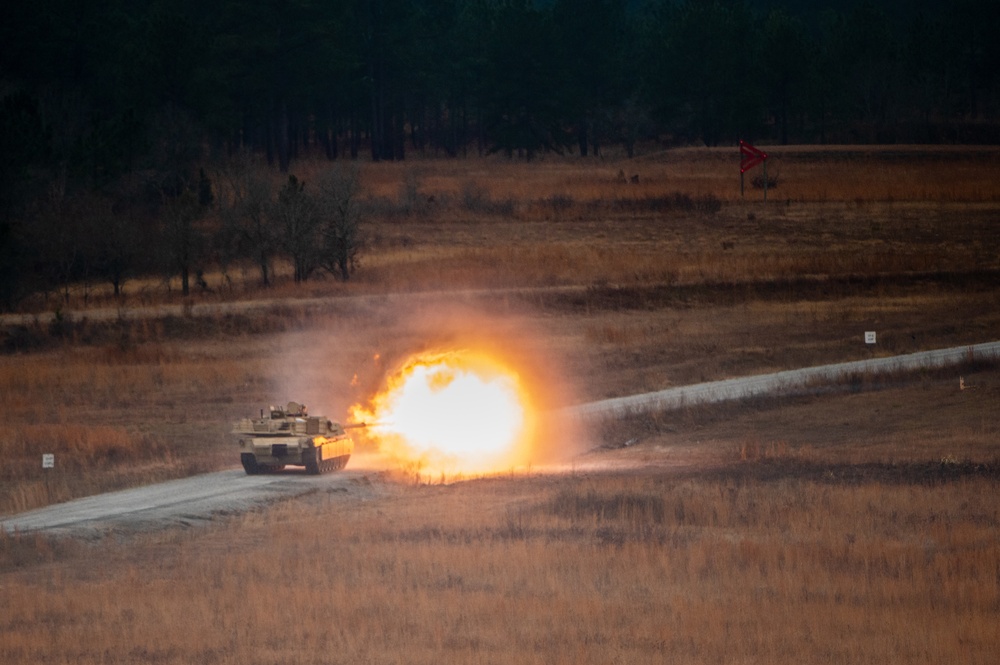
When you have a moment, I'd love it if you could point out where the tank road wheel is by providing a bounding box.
[241,453,260,475]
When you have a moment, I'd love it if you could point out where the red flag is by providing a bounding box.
[739,140,768,173]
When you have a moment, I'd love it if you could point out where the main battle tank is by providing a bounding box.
[233,401,355,475]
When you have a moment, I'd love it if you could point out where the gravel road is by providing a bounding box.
[1,468,381,537]
[564,341,1000,418]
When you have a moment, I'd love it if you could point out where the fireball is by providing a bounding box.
[351,350,534,475]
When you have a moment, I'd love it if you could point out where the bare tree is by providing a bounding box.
[314,165,362,281]
[161,187,202,296]
[273,174,321,283]
[90,199,141,299]
[217,151,276,287]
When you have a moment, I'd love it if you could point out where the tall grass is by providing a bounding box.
[0,344,277,514]
[1,469,997,663]
[0,420,182,515]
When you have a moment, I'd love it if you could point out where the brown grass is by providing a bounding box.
[3,145,1000,511]
[0,344,271,513]
[12,145,1000,312]
[358,146,1000,206]
[1,146,999,662]
[1,463,998,664]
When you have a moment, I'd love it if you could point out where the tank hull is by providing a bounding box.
[238,435,352,474]
[233,402,355,475]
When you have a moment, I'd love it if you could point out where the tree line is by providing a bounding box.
[1,0,998,308]
[0,150,363,308]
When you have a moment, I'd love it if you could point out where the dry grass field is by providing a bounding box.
[2,462,999,664]
[2,146,999,663]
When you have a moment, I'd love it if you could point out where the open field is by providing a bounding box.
[2,438,999,664]
[1,146,999,662]
[7,144,1000,312]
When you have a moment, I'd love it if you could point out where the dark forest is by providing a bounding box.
[1,0,997,307]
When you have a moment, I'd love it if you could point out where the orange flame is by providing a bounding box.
[350,350,535,475]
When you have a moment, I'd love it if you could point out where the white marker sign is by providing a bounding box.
[42,453,55,469]
[865,331,877,345]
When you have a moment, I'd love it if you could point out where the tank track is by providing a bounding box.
[304,448,350,474]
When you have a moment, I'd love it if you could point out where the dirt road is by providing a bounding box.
[565,341,1000,418]
[1,468,382,537]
